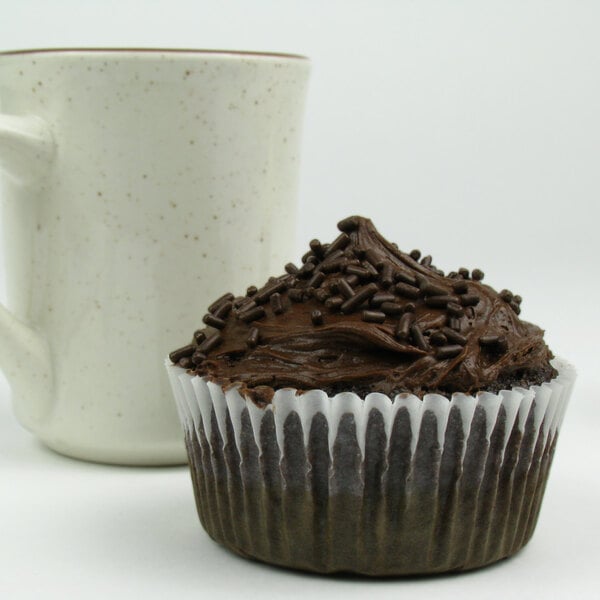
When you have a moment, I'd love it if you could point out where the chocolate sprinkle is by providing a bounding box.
[233,296,247,308]
[362,310,386,323]
[193,330,206,344]
[309,239,323,256]
[325,233,350,256]
[479,335,509,354]
[203,313,226,329]
[338,278,355,299]
[284,263,299,275]
[460,294,480,307]
[214,301,232,319]
[451,280,468,294]
[322,249,344,263]
[325,296,344,309]
[395,283,420,299]
[472,269,484,281]
[442,328,467,345]
[270,293,284,315]
[370,292,396,307]
[311,310,324,326]
[198,333,222,354]
[288,288,304,303]
[379,264,394,288]
[238,306,267,323]
[192,351,206,365]
[169,344,195,363]
[410,324,429,350]
[436,345,463,359]
[283,275,297,288]
[395,270,417,285]
[298,262,316,278]
[254,280,288,304]
[346,265,371,280]
[208,292,234,314]
[307,272,326,289]
[321,258,347,273]
[446,302,465,317]
[396,312,414,340]
[237,299,256,313]
[362,260,379,278]
[178,357,192,369]
[424,296,454,308]
[246,328,260,348]
[314,288,330,303]
[380,302,404,315]
[430,332,448,346]
[340,283,378,313]
[420,280,447,296]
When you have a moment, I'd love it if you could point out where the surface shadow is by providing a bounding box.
[212,534,527,583]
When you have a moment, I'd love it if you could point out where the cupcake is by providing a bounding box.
[166,216,574,575]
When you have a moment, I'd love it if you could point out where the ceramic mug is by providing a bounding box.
[0,48,309,465]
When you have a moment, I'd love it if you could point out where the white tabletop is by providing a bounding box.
[2,372,599,600]
[2,1,600,597]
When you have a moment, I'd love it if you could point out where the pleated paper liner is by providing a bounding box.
[166,358,575,576]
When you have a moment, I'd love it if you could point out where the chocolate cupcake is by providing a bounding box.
[166,216,574,575]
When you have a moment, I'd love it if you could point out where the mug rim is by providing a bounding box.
[0,47,309,61]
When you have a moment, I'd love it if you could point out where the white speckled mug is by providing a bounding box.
[0,48,310,465]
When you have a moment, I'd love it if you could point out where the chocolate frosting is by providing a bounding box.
[170,216,555,403]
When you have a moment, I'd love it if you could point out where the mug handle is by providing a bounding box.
[0,113,55,426]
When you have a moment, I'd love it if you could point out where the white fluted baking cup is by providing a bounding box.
[166,357,575,575]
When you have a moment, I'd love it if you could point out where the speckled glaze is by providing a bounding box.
[0,49,310,465]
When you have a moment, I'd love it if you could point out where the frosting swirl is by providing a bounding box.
[170,216,555,403]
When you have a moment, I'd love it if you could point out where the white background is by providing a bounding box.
[1,1,599,598]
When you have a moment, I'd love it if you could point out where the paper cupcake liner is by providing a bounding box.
[166,358,575,575]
